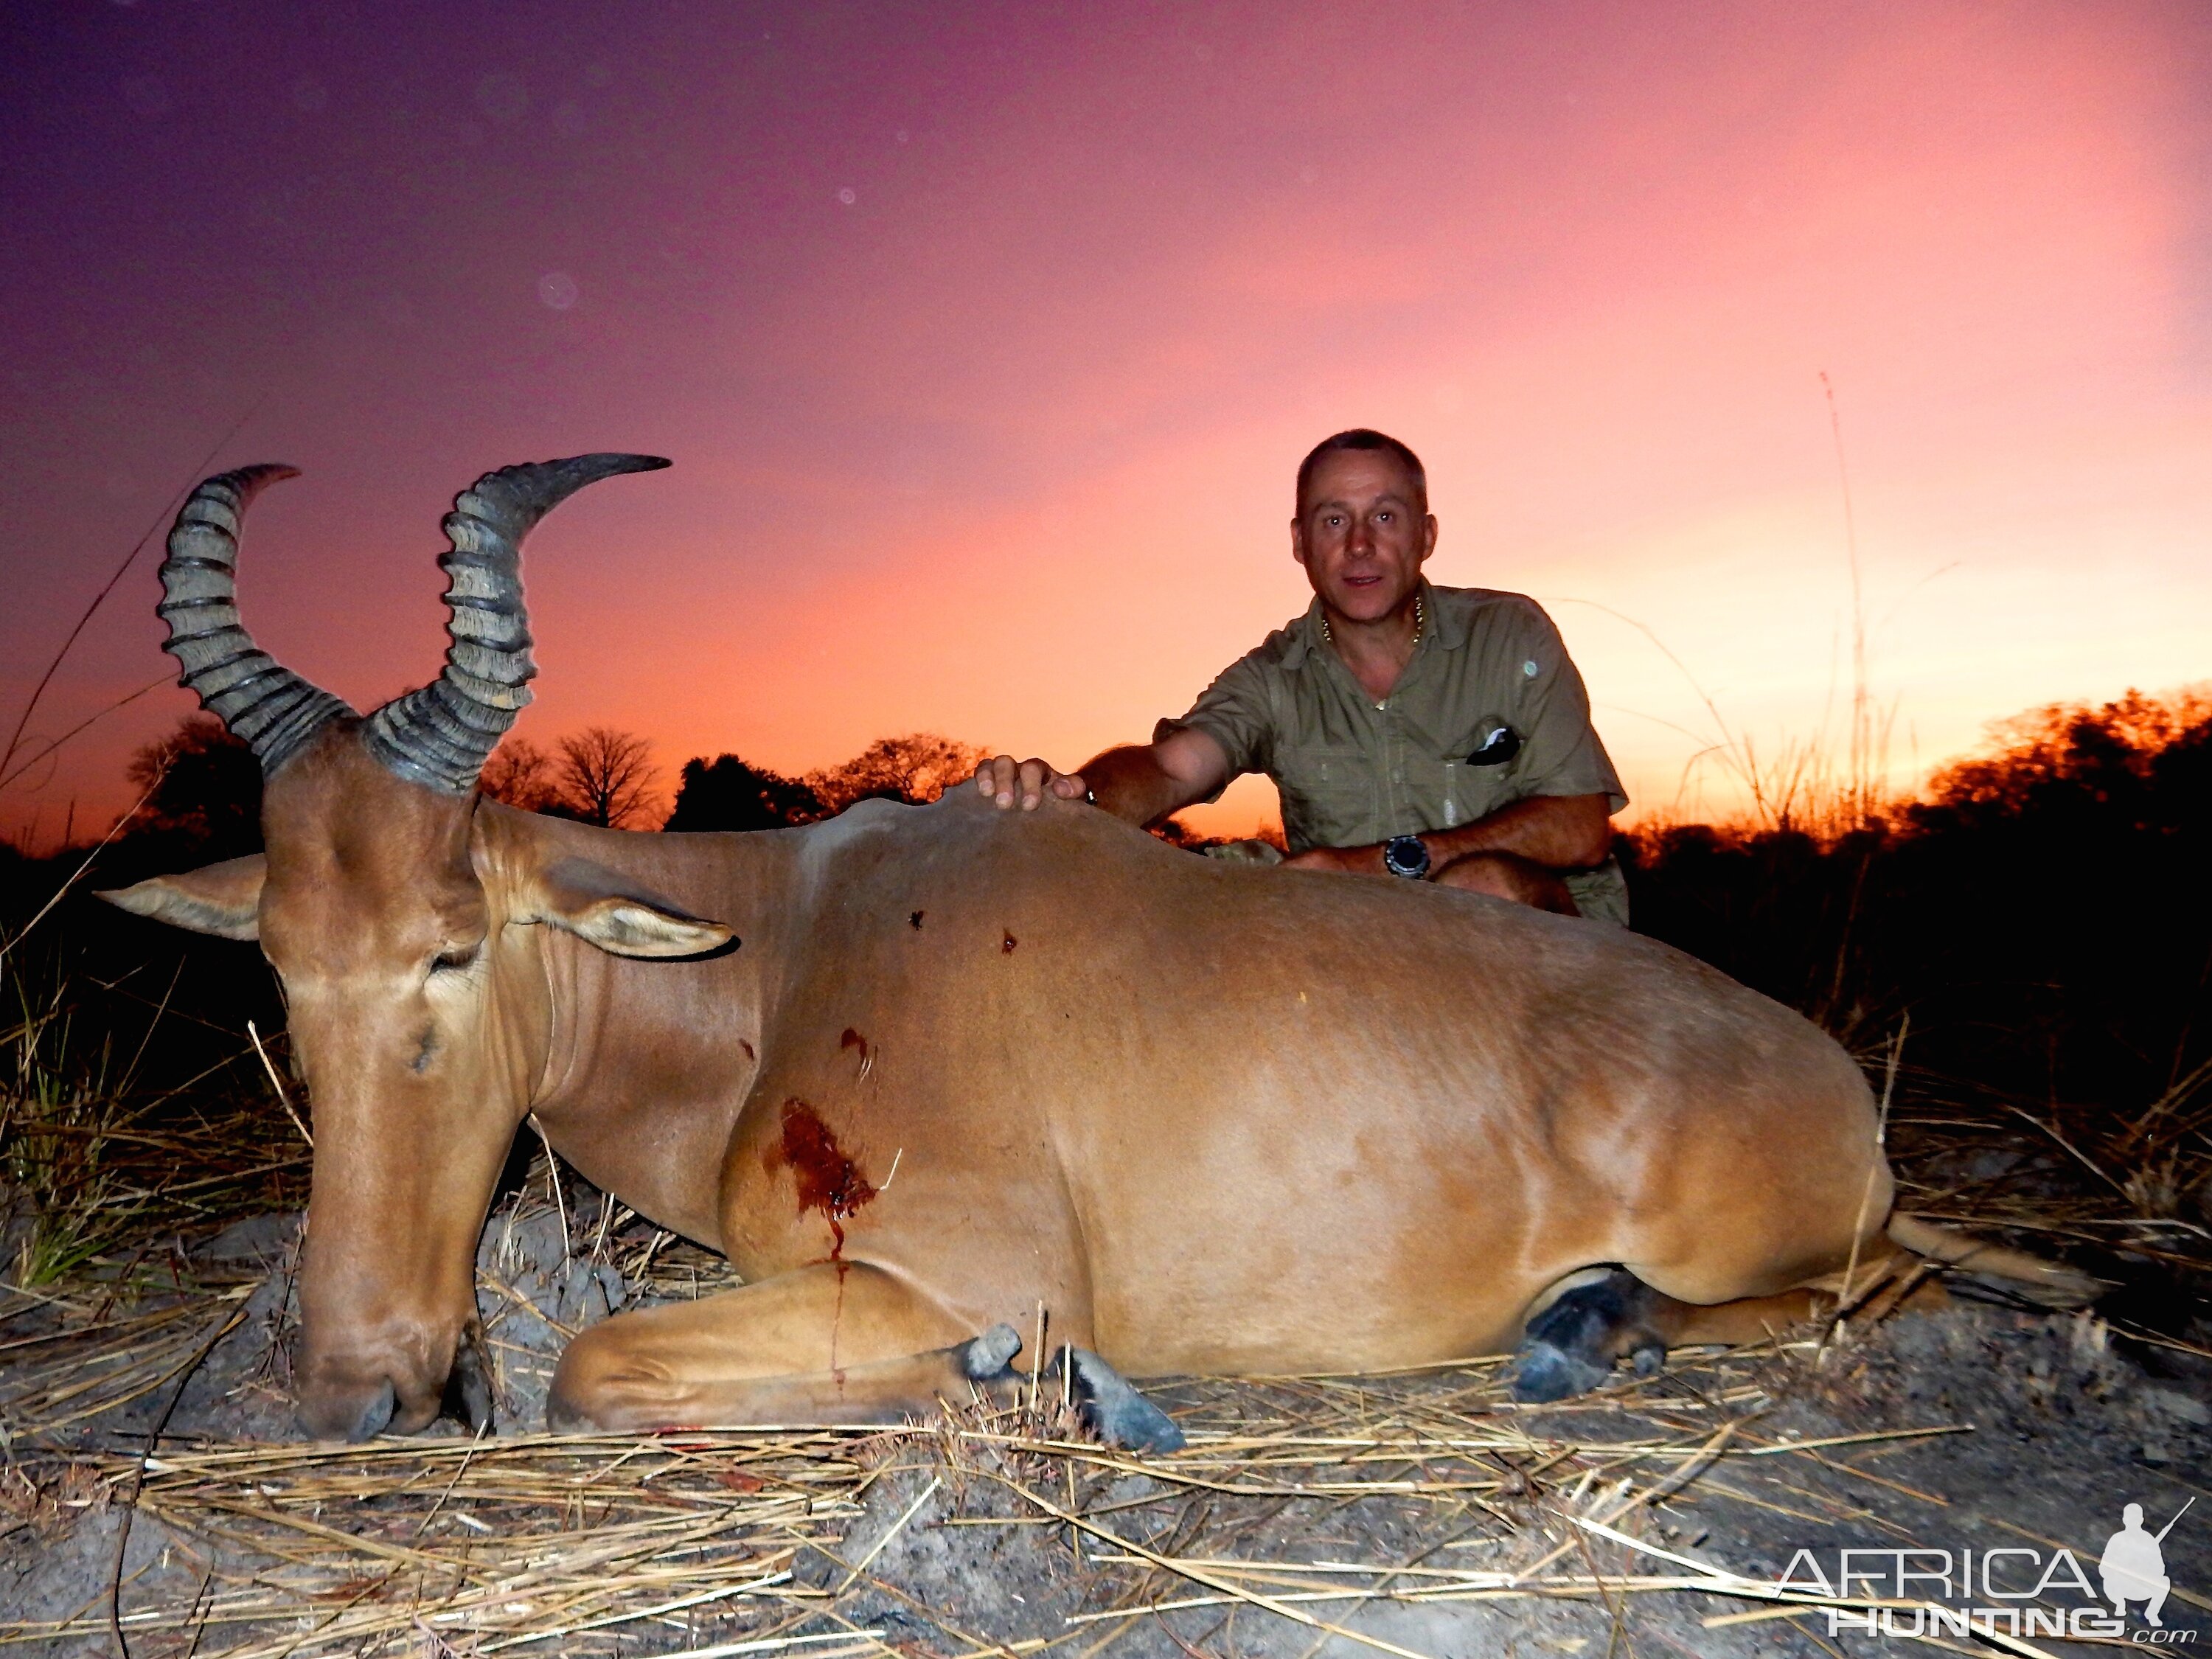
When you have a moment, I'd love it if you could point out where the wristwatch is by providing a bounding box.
[1382,834,1432,880]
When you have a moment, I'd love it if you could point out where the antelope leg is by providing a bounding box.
[548,1262,1005,1432]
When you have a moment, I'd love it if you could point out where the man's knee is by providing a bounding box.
[1433,852,1579,915]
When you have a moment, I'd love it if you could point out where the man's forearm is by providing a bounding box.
[975,728,1226,821]
[1419,793,1613,872]
[1078,744,1198,827]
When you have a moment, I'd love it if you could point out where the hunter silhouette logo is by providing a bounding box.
[1778,1497,2200,1641]
[2102,1498,2191,1628]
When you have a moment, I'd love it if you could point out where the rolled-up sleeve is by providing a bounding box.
[1155,650,1276,782]
[1512,608,1627,813]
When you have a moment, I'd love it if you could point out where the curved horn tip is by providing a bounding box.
[538,452,672,490]
[175,465,300,520]
[207,463,302,496]
[570,452,669,473]
[521,453,671,490]
[453,453,672,529]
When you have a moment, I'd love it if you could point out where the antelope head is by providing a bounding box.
[101,456,730,1439]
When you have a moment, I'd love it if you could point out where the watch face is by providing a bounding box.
[1385,835,1428,877]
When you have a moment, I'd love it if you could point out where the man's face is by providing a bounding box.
[1291,450,1437,624]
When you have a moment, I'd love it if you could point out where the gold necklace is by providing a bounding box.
[1321,594,1423,653]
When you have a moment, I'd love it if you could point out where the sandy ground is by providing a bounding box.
[3,1192,2206,1659]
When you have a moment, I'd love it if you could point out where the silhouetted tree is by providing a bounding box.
[479,737,562,813]
[1624,685,2212,1123]
[807,733,987,814]
[664,755,826,832]
[554,727,661,828]
[120,714,260,857]
[1911,689,2211,833]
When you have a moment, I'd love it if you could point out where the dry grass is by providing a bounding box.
[58,1433,868,1657]
[1880,1060,2212,1315]
[2,1315,2011,1659]
[10,1178,2177,1659]
[1,958,305,1290]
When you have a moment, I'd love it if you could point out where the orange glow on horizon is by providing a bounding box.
[2,2,2205,848]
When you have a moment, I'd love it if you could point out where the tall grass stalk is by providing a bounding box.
[1,949,305,1290]
[1,964,143,1285]
[0,412,259,862]
[1570,597,1901,844]
[1571,374,1907,846]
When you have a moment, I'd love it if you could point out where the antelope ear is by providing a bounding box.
[97,855,266,940]
[526,856,735,959]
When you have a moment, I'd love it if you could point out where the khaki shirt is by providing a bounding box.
[1160,582,1631,925]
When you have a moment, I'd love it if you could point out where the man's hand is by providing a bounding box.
[975,730,1232,823]
[973,755,1088,812]
[1281,842,1391,877]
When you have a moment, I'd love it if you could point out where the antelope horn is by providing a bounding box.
[361,453,670,794]
[157,466,355,773]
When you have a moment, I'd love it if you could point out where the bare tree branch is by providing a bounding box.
[479,737,563,814]
[553,728,661,827]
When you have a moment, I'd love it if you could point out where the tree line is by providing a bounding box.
[1621,686,2212,1132]
[115,716,989,855]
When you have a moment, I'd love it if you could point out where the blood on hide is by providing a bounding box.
[771,1099,879,1259]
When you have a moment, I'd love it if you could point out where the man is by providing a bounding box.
[976,429,1629,922]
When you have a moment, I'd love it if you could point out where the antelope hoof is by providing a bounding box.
[1065,1347,1185,1453]
[350,1379,398,1441]
[959,1322,1024,1381]
[446,1324,496,1433]
[1509,1268,1664,1402]
[1507,1339,1613,1403]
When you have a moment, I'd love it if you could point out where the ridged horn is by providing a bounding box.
[156,466,356,773]
[361,453,671,794]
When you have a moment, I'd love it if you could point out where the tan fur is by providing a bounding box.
[107,725,2089,1438]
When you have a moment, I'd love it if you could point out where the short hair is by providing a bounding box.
[1295,429,1427,516]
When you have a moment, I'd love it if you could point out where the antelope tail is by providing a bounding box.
[1885,1213,2108,1309]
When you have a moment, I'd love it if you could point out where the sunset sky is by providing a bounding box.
[4,1,2208,844]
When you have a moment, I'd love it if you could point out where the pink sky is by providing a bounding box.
[3,1,2207,844]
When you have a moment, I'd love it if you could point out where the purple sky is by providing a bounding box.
[4,1,2209,843]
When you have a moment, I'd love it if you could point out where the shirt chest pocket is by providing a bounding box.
[1439,714,1525,826]
[1273,744,1377,848]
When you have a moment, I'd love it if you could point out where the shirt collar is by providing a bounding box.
[1283,580,1455,667]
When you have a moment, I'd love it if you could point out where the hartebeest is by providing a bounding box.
[105,456,2093,1446]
